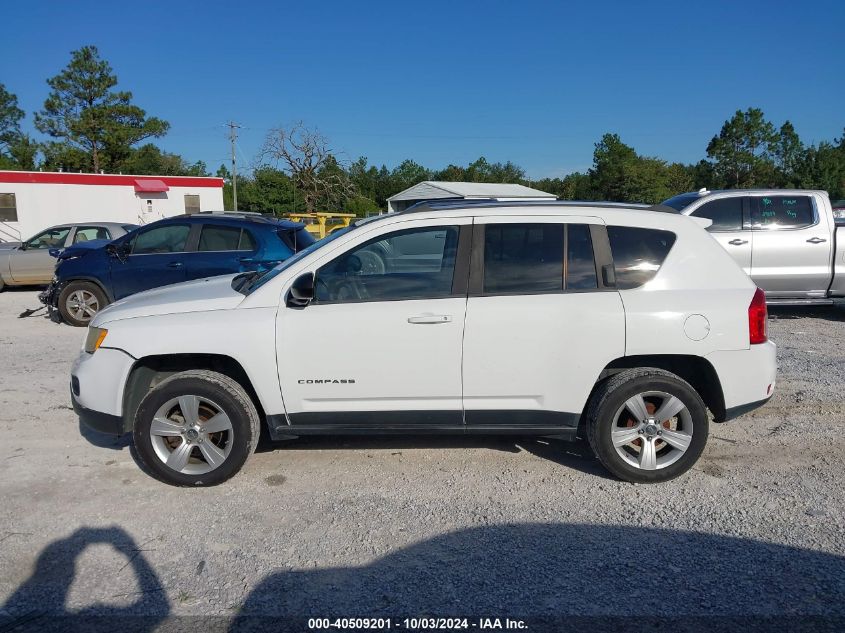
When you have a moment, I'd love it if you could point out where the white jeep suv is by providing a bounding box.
[70,201,777,486]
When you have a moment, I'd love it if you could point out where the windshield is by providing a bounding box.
[242,226,352,295]
[660,193,701,212]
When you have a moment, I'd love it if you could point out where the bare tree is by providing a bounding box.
[261,122,354,212]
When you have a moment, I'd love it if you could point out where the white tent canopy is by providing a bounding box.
[386,181,555,213]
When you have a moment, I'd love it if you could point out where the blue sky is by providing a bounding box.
[3,0,844,179]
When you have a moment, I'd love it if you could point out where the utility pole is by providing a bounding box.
[228,121,241,211]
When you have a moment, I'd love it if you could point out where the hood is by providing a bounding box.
[55,239,111,259]
[93,274,246,325]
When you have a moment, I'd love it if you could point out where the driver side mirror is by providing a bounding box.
[286,272,314,308]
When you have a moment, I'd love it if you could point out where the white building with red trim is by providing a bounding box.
[0,171,225,244]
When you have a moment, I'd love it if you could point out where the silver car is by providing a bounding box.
[0,222,136,290]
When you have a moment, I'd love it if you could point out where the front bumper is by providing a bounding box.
[70,347,135,435]
[39,278,60,308]
[72,391,124,435]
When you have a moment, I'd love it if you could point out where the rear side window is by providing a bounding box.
[692,198,743,231]
[482,223,598,294]
[752,196,815,229]
[484,224,564,294]
[198,225,256,251]
[607,226,676,290]
[566,224,598,290]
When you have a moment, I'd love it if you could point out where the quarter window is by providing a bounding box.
[0,193,16,222]
[131,225,190,254]
[692,198,743,231]
[607,226,676,290]
[315,226,459,303]
[752,196,814,229]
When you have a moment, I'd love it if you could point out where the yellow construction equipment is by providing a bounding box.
[285,212,356,240]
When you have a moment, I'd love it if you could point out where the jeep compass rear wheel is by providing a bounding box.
[133,370,260,486]
[587,368,708,484]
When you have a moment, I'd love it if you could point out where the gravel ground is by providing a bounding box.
[0,289,843,630]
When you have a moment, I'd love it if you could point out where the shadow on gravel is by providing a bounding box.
[0,526,168,632]
[259,435,614,480]
[768,304,845,322]
[230,523,845,632]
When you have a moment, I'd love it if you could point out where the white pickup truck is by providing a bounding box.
[661,189,845,305]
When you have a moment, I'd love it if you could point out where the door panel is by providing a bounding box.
[278,298,467,425]
[749,195,833,297]
[462,292,624,425]
[462,216,625,426]
[706,231,752,274]
[9,226,71,283]
[688,197,752,274]
[109,224,190,299]
[276,218,471,427]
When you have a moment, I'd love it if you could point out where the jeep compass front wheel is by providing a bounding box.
[133,370,260,486]
[587,368,709,484]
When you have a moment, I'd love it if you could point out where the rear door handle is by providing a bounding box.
[806,237,827,244]
[728,239,748,246]
[407,314,452,324]
[167,262,183,268]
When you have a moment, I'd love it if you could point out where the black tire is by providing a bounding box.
[58,281,109,327]
[133,370,260,487]
[0,276,5,292]
[586,368,709,484]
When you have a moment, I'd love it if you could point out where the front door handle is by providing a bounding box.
[806,237,827,244]
[167,261,183,268]
[728,239,748,246]
[407,314,452,324]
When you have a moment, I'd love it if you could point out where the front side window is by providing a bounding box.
[73,226,110,243]
[0,193,17,222]
[692,198,743,231]
[25,227,71,249]
[607,226,676,290]
[752,196,815,229]
[131,224,190,254]
[198,225,256,252]
[315,225,459,303]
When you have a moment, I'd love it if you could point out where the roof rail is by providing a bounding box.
[401,198,653,214]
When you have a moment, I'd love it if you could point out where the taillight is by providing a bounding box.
[748,287,768,344]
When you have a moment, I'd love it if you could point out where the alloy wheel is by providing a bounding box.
[611,391,693,471]
[149,395,234,475]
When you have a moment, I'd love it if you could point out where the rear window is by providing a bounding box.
[278,227,316,252]
[752,196,815,229]
[607,226,676,289]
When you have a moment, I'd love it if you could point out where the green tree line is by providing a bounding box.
[2,46,843,214]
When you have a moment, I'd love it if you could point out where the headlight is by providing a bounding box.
[84,327,108,354]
